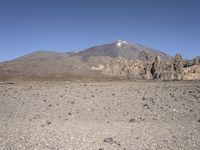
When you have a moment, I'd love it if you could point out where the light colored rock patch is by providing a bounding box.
[91,64,105,70]
[182,65,200,80]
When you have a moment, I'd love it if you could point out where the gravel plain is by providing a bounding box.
[0,80,200,150]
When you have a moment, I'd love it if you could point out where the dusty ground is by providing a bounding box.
[0,80,200,150]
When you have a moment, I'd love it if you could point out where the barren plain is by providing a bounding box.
[0,80,200,150]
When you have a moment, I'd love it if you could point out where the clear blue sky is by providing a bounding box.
[0,0,200,62]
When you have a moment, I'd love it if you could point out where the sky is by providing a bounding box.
[0,0,200,62]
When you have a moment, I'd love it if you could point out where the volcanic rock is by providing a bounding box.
[150,54,161,79]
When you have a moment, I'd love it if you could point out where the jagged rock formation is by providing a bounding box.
[143,63,152,79]
[150,54,161,79]
[159,63,175,80]
[172,53,184,80]
[103,53,200,81]
[146,53,184,80]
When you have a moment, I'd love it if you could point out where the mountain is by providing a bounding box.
[78,40,171,61]
[0,40,173,80]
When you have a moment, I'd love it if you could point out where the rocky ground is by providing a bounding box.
[0,80,200,150]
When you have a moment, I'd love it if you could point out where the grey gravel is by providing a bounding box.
[0,80,200,150]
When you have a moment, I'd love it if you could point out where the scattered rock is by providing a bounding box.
[46,121,52,125]
[143,103,150,108]
[139,117,145,121]
[103,138,121,147]
[129,118,136,123]
[103,138,115,144]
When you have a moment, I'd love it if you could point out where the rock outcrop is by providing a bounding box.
[103,57,144,79]
[173,53,184,80]
[143,63,152,79]
[159,63,175,80]
[150,54,161,79]
[103,53,199,81]
[182,65,200,80]
[142,53,184,80]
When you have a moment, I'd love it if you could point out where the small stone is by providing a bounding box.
[103,138,114,144]
[139,117,145,121]
[135,136,139,140]
[46,121,51,125]
[143,103,149,108]
[129,118,136,123]
[143,103,148,106]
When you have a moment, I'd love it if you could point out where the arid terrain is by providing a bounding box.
[0,80,200,150]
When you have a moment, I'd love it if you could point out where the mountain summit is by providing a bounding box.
[78,40,171,61]
[115,40,129,47]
